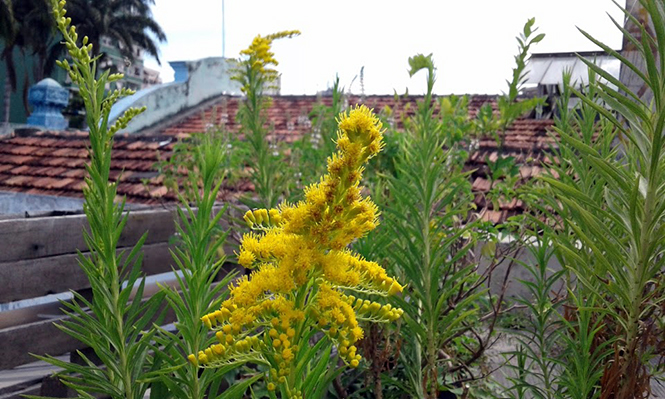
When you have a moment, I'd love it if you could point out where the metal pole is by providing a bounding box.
[222,0,226,58]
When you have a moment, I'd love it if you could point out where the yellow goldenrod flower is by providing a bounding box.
[233,30,301,93]
[192,106,403,394]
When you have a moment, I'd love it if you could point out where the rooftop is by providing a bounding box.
[0,94,555,223]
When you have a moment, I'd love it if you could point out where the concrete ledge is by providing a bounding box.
[110,57,242,134]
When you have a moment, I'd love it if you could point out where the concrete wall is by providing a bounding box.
[109,57,242,134]
[0,192,147,216]
[0,192,85,216]
[478,241,564,300]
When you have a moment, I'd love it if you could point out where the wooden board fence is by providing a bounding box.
[0,204,242,398]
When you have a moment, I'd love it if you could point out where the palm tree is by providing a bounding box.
[1,0,16,124]
[66,0,166,65]
[1,0,60,122]
[0,0,13,39]
[12,0,59,113]
[1,0,166,123]
[14,0,61,82]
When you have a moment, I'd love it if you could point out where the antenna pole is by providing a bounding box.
[222,0,226,58]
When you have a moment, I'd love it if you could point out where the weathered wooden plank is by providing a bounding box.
[0,382,41,399]
[0,204,240,264]
[0,207,179,263]
[0,239,241,305]
[0,316,85,371]
[0,260,238,371]
[0,242,175,303]
[0,299,178,371]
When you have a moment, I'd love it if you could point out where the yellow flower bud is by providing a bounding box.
[187,354,198,366]
[243,210,256,226]
[388,280,404,296]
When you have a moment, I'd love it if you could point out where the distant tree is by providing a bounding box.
[1,0,61,122]
[66,0,167,65]
[1,0,16,123]
[0,0,13,39]
[0,0,166,122]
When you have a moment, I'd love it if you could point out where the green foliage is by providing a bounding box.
[150,131,245,399]
[30,2,161,398]
[65,0,166,64]
[513,1,665,397]
[475,19,546,149]
[377,54,485,399]
[156,125,242,204]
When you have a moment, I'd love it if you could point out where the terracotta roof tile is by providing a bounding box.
[0,95,554,223]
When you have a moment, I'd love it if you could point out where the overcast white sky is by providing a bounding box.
[143,0,625,95]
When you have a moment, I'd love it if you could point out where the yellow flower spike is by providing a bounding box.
[191,105,402,394]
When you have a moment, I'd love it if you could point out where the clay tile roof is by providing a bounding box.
[0,94,554,222]
[0,132,178,205]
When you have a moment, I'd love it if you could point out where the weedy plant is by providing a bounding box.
[31,1,163,398]
[232,30,300,209]
[364,20,545,398]
[156,123,243,205]
[189,105,405,399]
[376,53,487,399]
[512,1,665,397]
[149,131,254,399]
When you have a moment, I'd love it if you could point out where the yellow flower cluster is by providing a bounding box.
[192,105,403,395]
[234,30,300,89]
